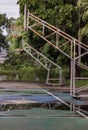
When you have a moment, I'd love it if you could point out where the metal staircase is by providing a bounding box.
[22,39,62,85]
[24,5,88,97]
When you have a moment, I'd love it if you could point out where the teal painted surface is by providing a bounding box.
[0,108,88,130]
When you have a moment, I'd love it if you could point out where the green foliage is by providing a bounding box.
[19,66,35,81]
[42,43,57,61]
[62,68,69,79]
[0,68,18,76]
[81,70,88,77]
[4,0,87,82]
[17,0,79,65]
[9,36,22,51]
[35,66,47,82]
[81,24,88,37]
[0,14,8,27]
[77,0,88,40]
[54,4,74,29]
[0,64,19,81]
[0,33,7,48]
[8,16,24,52]
[42,44,50,58]
[75,80,88,87]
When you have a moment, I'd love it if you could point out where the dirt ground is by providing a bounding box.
[0,81,70,92]
[0,81,43,89]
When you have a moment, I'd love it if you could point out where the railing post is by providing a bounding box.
[70,39,76,96]
[42,23,45,36]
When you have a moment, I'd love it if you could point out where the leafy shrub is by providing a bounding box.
[35,66,47,82]
[62,67,69,79]
[19,66,36,81]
